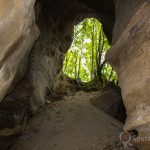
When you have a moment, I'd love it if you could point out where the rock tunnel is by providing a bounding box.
[0,0,150,149]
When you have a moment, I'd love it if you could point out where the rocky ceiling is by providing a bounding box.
[36,0,115,41]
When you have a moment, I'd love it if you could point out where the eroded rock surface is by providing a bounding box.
[91,82,126,122]
[107,0,150,148]
[0,0,39,103]
[0,1,39,149]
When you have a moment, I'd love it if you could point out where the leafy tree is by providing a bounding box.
[62,18,117,85]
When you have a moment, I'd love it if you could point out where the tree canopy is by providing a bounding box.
[62,18,117,85]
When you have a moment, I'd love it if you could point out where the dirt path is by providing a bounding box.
[10,91,124,150]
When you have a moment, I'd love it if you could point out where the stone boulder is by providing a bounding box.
[106,0,150,149]
[0,0,39,103]
[91,82,126,122]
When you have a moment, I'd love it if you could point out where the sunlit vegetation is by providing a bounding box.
[62,18,117,85]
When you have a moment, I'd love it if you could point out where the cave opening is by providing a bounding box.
[62,18,118,86]
[60,18,126,122]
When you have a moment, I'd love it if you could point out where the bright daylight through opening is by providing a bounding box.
[62,18,117,86]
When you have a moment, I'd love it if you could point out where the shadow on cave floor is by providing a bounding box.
[0,76,127,150]
[9,91,124,150]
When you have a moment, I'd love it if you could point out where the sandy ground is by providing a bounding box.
[10,91,125,150]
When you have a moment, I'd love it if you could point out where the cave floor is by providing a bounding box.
[10,91,125,150]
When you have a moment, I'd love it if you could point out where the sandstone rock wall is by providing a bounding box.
[0,0,39,103]
[107,0,150,148]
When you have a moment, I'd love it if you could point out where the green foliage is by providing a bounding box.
[62,18,117,84]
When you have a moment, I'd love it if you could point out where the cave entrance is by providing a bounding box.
[61,18,126,123]
[62,18,117,86]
